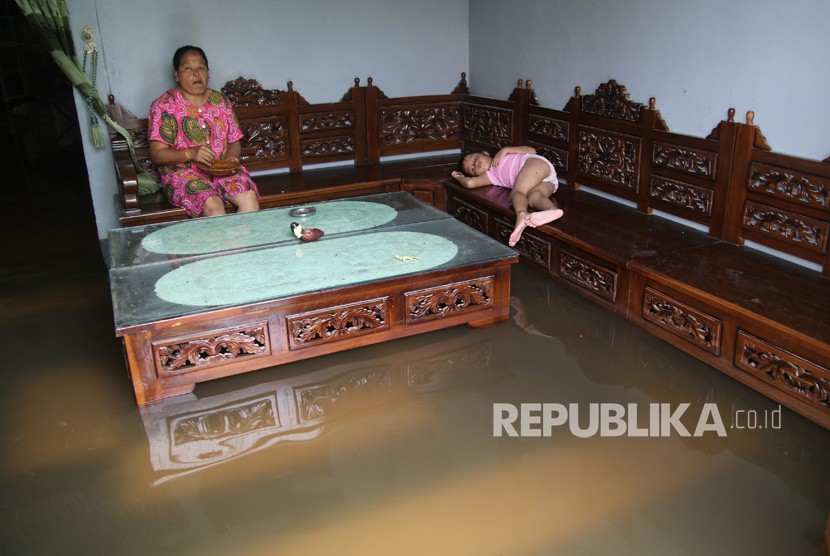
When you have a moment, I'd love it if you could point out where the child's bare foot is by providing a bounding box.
[508,215,530,247]
[527,208,564,227]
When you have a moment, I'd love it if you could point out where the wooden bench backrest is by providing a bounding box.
[107,75,829,275]
[726,120,830,272]
[463,79,830,276]
[367,77,465,160]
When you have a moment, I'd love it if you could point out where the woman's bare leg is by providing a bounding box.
[201,195,227,217]
[228,190,260,213]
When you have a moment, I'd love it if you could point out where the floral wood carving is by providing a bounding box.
[301,137,355,157]
[462,104,512,148]
[650,176,713,216]
[288,299,388,349]
[222,77,283,107]
[748,163,829,208]
[155,326,268,373]
[495,219,550,268]
[642,287,721,355]
[239,119,287,161]
[379,105,461,145]
[736,331,830,408]
[173,397,279,445]
[529,142,568,171]
[743,201,827,252]
[652,143,717,179]
[301,111,354,132]
[451,199,488,234]
[297,368,392,422]
[406,277,494,322]
[560,251,617,302]
[581,80,645,121]
[578,128,640,189]
[528,115,569,142]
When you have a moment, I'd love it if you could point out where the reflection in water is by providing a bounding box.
[2,261,829,555]
[140,325,510,484]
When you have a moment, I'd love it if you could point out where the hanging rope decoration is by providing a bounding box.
[81,26,104,148]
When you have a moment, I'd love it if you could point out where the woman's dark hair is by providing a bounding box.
[173,45,209,71]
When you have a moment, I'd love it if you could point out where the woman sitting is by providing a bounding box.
[148,45,259,217]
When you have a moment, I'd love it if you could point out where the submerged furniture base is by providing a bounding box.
[119,259,514,405]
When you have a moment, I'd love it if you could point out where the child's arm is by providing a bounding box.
[492,145,536,166]
[451,171,493,189]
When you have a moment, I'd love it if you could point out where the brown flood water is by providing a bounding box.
[1,159,828,555]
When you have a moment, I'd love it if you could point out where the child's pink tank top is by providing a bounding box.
[486,153,557,188]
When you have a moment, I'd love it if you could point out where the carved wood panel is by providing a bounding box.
[239,118,288,162]
[295,367,393,423]
[301,136,355,158]
[652,143,717,180]
[529,141,568,171]
[406,277,494,323]
[559,251,618,302]
[300,111,354,132]
[287,298,389,350]
[641,286,721,355]
[173,396,280,446]
[462,104,512,148]
[578,127,640,190]
[743,200,828,254]
[494,218,551,269]
[222,77,283,107]
[650,175,714,216]
[155,325,270,374]
[735,331,830,408]
[450,196,489,235]
[748,163,829,208]
[379,104,461,146]
[581,80,645,121]
[528,114,569,142]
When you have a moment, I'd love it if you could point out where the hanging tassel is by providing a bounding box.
[90,116,104,148]
[82,28,104,148]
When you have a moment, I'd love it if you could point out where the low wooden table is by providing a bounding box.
[109,193,518,405]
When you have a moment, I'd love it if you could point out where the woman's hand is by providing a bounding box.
[190,145,216,166]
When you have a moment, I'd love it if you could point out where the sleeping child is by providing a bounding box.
[451,146,563,246]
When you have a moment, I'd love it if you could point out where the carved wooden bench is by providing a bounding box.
[446,79,830,430]
[106,74,830,429]
[107,75,470,225]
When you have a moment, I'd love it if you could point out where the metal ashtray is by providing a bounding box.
[289,206,316,218]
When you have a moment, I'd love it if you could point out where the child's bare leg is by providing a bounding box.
[526,183,563,227]
[507,159,552,246]
[507,190,530,246]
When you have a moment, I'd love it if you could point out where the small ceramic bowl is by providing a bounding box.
[289,206,316,218]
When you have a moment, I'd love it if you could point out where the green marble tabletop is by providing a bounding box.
[108,193,516,329]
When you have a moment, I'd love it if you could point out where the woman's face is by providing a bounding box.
[175,51,209,96]
[462,152,492,176]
